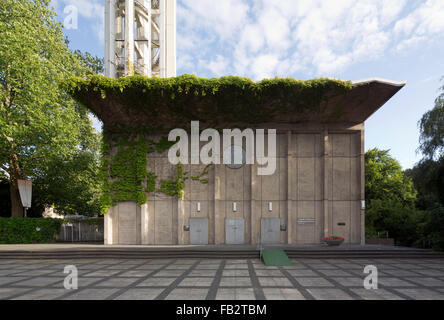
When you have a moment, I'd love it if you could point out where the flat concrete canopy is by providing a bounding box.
[67,76,405,130]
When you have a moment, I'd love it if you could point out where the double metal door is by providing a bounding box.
[261,218,280,244]
[225,218,244,244]
[190,218,209,245]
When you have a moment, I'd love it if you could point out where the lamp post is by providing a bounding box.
[17,179,32,217]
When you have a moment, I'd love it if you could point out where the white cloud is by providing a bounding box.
[200,55,229,77]
[394,0,444,50]
[176,0,444,79]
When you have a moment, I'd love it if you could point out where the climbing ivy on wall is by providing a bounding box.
[100,133,210,214]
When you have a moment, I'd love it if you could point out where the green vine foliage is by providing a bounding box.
[61,74,354,131]
[99,134,211,214]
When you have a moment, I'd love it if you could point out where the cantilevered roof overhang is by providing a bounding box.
[64,76,405,131]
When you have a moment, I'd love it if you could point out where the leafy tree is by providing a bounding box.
[365,148,417,207]
[405,156,444,210]
[365,199,424,246]
[419,80,444,159]
[0,0,102,217]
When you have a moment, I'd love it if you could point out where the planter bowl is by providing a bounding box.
[322,237,345,246]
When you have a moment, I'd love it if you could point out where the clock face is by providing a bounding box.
[223,145,246,169]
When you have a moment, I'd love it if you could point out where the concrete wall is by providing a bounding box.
[105,125,365,245]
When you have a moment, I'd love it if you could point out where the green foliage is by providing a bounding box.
[405,156,444,209]
[365,148,417,207]
[191,164,211,184]
[100,134,201,214]
[419,80,444,159]
[158,163,189,198]
[365,199,424,247]
[61,74,354,129]
[100,135,149,212]
[418,206,444,250]
[0,217,62,244]
[0,0,103,216]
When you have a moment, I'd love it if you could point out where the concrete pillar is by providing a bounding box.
[287,130,292,244]
[323,129,329,238]
[124,0,135,76]
[360,125,366,245]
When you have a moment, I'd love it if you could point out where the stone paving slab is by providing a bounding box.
[0,258,444,300]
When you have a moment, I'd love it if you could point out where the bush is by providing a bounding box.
[365,199,425,247]
[0,218,63,244]
[417,206,444,251]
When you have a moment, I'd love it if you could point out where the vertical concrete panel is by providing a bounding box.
[154,200,173,244]
[350,155,360,200]
[279,158,287,201]
[172,199,178,244]
[279,201,287,243]
[226,167,244,200]
[117,201,138,244]
[244,201,251,244]
[298,158,315,200]
[154,158,176,200]
[215,164,225,200]
[315,157,323,201]
[290,200,298,244]
[332,134,351,157]
[289,157,297,200]
[215,200,226,244]
[261,160,280,200]
[226,199,243,219]
[190,164,210,200]
[296,201,315,243]
[251,200,261,244]
[332,201,351,243]
[104,207,114,245]
[146,201,155,244]
[350,200,360,244]
[243,164,251,200]
[297,134,315,157]
[262,200,280,218]
[251,164,262,200]
[332,157,351,200]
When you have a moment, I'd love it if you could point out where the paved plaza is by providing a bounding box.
[1,258,444,300]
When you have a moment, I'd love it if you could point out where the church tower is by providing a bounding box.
[104,0,176,78]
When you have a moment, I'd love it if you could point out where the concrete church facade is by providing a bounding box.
[87,1,406,246]
[100,79,405,246]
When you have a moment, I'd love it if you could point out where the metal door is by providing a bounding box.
[190,218,209,245]
[261,218,280,244]
[225,218,244,244]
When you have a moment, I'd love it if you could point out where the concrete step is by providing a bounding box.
[1,248,443,260]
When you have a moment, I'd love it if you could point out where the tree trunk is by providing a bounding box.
[9,153,23,217]
[10,180,23,217]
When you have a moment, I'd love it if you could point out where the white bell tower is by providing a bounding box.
[104,0,176,78]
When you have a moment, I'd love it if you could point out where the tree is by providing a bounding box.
[365,148,417,207]
[0,0,102,217]
[405,156,444,210]
[419,80,444,159]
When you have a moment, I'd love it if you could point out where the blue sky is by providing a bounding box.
[50,0,444,169]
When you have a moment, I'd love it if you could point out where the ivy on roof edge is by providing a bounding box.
[61,74,354,127]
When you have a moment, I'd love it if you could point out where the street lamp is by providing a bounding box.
[17,179,32,217]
